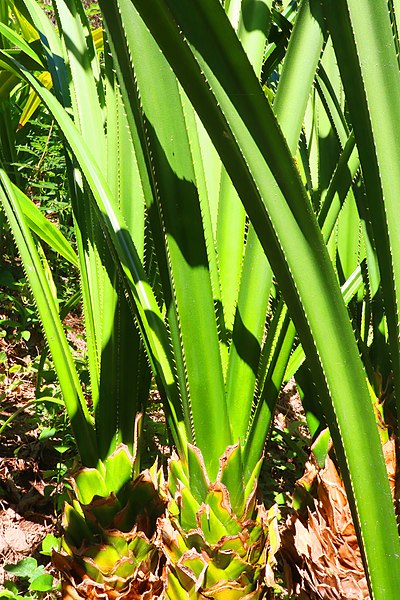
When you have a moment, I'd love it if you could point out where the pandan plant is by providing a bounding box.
[2,0,400,598]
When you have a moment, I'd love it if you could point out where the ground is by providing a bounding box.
[0,305,85,591]
[1,374,48,590]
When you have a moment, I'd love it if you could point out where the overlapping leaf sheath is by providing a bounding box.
[53,445,165,600]
[159,444,280,599]
[280,439,398,599]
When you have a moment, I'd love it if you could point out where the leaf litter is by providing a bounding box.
[280,438,399,599]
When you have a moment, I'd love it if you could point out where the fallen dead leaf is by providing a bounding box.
[279,438,397,599]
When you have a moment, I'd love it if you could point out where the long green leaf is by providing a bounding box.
[0,167,98,467]
[0,50,187,458]
[326,0,400,421]
[15,183,78,267]
[101,5,233,476]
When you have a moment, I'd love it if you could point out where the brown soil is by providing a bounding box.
[0,306,85,589]
[0,386,61,588]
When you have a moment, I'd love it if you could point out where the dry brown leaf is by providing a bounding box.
[280,438,398,598]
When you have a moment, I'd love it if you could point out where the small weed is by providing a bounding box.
[1,535,61,599]
[2,557,58,599]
